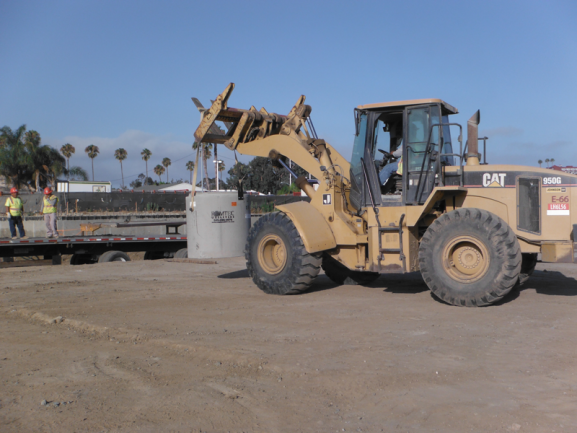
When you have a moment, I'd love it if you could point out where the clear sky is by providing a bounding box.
[1,0,576,187]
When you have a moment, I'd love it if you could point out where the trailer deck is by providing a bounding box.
[0,235,187,265]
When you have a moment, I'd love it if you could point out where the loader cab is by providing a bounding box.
[349,99,458,212]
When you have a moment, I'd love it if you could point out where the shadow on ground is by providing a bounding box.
[218,269,250,279]
[520,270,577,296]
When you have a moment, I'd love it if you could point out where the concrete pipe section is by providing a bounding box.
[187,193,250,259]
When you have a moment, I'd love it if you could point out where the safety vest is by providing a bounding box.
[397,156,403,175]
[43,195,58,214]
[5,197,23,217]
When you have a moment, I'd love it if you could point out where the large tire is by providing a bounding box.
[419,208,521,307]
[98,251,131,263]
[144,251,172,260]
[245,212,322,295]
[517,253,538,286]
[322,254,380,286]
[174,248,188,258]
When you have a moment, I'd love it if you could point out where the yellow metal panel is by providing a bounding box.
[541,242,574,263]
[276,202,337,254]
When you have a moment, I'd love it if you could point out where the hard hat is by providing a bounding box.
[44,187,53,195]
[10,187,18,194]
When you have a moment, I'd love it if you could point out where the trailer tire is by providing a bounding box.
[322,254,380,286]
[144,251,169,260]
[517,253,538,286]
[98,251,131,263]
[246,212,322,295]
[419,208,521,307]
[70,253,96,265]
[174,248,188,258]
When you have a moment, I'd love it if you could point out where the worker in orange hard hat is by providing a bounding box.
[41,187,59,238]
[5,187,27,240]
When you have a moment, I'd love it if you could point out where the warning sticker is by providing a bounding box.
[547,203,570,216]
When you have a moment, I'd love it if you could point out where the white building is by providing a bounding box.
[57,180,112,193]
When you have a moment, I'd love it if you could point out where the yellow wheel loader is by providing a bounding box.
[193,83,574,307]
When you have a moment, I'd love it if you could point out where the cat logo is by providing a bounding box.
[482,173,506,188]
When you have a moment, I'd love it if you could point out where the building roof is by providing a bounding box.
[357,98,458,114]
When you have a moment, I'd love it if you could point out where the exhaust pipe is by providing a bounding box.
[466,110,481,166]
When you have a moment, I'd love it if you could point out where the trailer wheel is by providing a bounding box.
[98,251,131,263]
[517,253,538,286]
[144,251,173,260]
[174,248,188,258]
[246,212,322,295]
[419,208,521,307]
[322,254,380,286]
[70,254,97,265]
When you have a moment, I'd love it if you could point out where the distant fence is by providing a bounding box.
[2,192,309,215]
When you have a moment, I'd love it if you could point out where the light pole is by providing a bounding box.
[213,159,223,190]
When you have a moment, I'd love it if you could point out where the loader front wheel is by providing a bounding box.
[246,212,322,295]
[322,254,380,286]
[419,208,521,307]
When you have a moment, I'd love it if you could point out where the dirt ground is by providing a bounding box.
[1,256,577,433]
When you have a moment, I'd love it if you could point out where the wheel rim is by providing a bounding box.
[258,234,287,275]
[442,236,490,283]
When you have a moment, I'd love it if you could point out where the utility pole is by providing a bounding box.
[215,144,218,191]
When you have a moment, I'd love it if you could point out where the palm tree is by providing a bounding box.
[218,161,225,185]
[186,160,195,185]
[0,125,27,187]
[550,158,555,167]
[162,157,171,183]
[192,141,213,190]
[153,164,165,183]
[60,143,75,177]
[141,148,152,182]
[69,166,88,181]
[24,130,43,191]
[114,148,128,188]
[538,159,543,167]
[85,144,100,181]
[40,147,66,188]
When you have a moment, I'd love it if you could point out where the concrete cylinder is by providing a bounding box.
[187,192,250,259]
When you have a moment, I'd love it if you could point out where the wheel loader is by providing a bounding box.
[193,83,575,307]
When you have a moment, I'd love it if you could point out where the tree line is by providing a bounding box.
[1,124,307,194]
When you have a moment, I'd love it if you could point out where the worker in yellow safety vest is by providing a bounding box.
[41,187,59,238]
[5,187,27,239]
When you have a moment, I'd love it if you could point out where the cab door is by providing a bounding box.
[349,110,382,212]
[402,104,442,205]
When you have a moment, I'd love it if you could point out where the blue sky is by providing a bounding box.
[1,0,576,187]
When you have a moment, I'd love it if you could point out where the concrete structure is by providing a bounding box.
[187,192,250,259]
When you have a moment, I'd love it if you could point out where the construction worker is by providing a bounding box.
[379,144,403,185]
[41,187,59,238]
[5,187,27,239]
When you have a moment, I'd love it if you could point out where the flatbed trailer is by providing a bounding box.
[0,235,187,266]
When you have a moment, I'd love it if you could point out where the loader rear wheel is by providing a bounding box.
[322,254,380,286]
[517,253,538,286]
[419,208,521,307]
[246,212,322,295]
